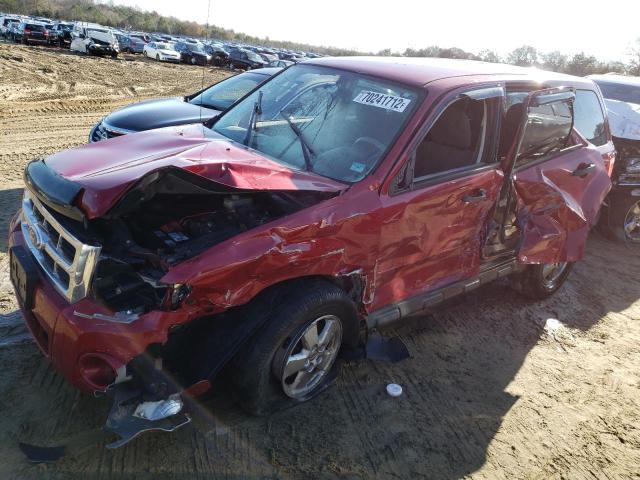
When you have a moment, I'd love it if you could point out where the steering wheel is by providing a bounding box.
[355,137,386,156]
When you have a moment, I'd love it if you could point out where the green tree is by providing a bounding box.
[566,52,599,76]
[478,49,502,63]
[507,45,538,67]
[541,51,568,73]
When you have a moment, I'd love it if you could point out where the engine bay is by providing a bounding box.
[60,168,335,313]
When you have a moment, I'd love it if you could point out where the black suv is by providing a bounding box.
[12,22,49,45]
[228,49,267,70]
[48,22,74,47]
[174,42,212,65]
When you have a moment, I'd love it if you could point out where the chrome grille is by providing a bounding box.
[21,191,101,303]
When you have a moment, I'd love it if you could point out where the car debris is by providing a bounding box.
[9,57,613,454]
[386,384,403,397]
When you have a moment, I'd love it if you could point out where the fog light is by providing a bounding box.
[79,354,116,391]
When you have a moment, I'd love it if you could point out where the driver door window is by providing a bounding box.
[413,97,497,181]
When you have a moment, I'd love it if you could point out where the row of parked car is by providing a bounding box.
[0,13,322,69]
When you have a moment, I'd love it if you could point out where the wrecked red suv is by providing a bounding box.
[9,58,613,447]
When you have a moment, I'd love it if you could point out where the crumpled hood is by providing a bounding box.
[87,30,116,45]
[604,99,640,141]
[104,97,220,132]
[40,124,347,219]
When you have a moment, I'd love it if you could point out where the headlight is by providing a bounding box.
[626,157,640,173]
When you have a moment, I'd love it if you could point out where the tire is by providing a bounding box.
[190,57,196,65]
[514,262,573,300]
[156,54,160,61]
[607,195,640,244]
[229,279,359,416]
[143,50,147,57]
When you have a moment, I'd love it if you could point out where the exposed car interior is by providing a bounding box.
[413,98,488,178]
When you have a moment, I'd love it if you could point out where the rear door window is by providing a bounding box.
[517,101,573,166]
[573,90,607,146]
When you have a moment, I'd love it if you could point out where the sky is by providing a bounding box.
[111,0,639,62]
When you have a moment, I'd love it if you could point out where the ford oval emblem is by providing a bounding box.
[26,224,44,250]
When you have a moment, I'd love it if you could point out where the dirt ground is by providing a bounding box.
[0,42,639,480]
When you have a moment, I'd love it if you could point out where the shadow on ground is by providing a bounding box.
[0,188,23,253]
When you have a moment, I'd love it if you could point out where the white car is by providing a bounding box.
[143,42,181,63]
[70,25,119,58]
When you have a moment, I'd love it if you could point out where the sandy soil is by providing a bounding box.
[0,42,639,480]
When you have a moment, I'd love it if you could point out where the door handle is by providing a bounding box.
[572,163,596,178]
[463,188,487,203]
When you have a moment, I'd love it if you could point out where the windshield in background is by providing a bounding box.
[213,64,420,182]
[246,51,262,62]
[188,44,205,53]
[156,43,172,50]
[596,81,640,105]
[190,72,266,111]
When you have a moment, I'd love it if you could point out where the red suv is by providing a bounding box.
[9,58,613,447]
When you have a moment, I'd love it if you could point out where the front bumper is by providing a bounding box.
[88,45,118,55]
[8,212,191,393]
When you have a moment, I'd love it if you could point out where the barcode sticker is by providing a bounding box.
[353,90,411,112]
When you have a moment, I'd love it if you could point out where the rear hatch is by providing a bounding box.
[25,23,45,40]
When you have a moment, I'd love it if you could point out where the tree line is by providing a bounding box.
[387,45,640,77]
[2,0,639,75]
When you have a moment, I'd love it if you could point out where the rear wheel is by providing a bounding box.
[156,54,160,61]
[515,262,573,300]
[229,279,358,416]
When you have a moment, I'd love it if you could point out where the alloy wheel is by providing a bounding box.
[541,262,568,289]
[623,200,640,243]
[274,315,342,400]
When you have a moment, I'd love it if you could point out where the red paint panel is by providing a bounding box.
[372,168,504,311]
[44,124,346,219]
[514,143,611,263]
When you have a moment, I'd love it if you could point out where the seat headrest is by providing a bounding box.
[427,100,472,150]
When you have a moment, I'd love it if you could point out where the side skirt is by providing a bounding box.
[366,258,519,330]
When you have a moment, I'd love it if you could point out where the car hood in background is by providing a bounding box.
[87,30,116,45]
[104,97,221,132]
[33,125,347,219]
[605,99,640,141]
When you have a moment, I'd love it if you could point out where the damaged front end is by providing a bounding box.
[14,153,342,452]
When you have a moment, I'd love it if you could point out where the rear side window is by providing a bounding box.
[574,90,607,146]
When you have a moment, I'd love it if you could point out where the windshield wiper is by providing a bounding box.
[279,111,315,172]
[243,90,263,147]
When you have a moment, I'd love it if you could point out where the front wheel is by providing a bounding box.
[229,280,358,416]
[608,195,640,244]
[156,54,160,61]
[515,262,573,300]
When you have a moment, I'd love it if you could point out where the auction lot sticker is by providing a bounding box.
[353,90,411,112]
